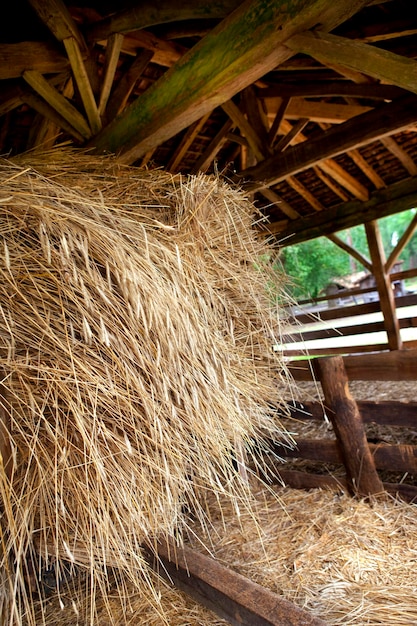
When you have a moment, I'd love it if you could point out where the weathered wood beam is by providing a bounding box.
[273,118,308,152]
[267,96,290,145]
[240,94,417,191]
[86,0,242,43]
[380,136,417,176]
[260,188,300,220]
[90,0,372,162]
[385,211,417,273]
[327,233,372,271]
[145,540,326,626]
[257,82,407,100]
[316,356,384,497]
[106,49,154,119]
[365,220,402,351]
[348,148,385,189]
[23,70,91,139]
[313,166,349,201]
[242,86,271,155]
[267,97,372,123]
[275,177,417,245]
[21,90,86,143]
[28,0,87,52]
[221,100,266,161]
[117,30,186,68]
[0,42,69,80]
[286,31,417,95]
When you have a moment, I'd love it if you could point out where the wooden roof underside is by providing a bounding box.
[2,0,417,245]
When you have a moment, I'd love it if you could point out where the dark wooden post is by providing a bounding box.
[315,356,384,497]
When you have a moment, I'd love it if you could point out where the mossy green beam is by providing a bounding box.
[90,0,370,164]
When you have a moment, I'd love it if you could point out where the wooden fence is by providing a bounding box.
[265,350,417,503]
[281,292,417,357]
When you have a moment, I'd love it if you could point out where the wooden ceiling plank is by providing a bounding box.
[23,70,92,140]
[365,220,402,351]
[168,112,211,173]
[0,42,69,80]
[287,176,324,212]
[98,33,124,117]
[286,31,417,95]
[380,136,417,176]
[191,118,234,173]
[86,0,242,43]
[63,37,101,134]
[348,148,385,189]
[276,177,417,246]
[21,91,85,143]
[385,212,417,273]
[106,49,154,119]
[257,82,407,100]
[241,94,417,191]
[90,0,372,162]
[327,233,372,271]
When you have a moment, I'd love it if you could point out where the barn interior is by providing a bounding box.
[1,1,417,625]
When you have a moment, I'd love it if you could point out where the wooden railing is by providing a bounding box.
[281,292,417,357]
[265,351,417,503]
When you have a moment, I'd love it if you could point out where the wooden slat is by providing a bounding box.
[145,540,326,626]
[240,94,417,192]
[276,438,417,473]
[282,399,417,428]
[274,470,417,503]
[90,0,372,162]
[283,342,390,357]
[288,348,417,381]
[286,31,417,95]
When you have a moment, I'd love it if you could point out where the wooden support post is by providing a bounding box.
[365,220,402,350]
[145,540,326,626]
[316,356,384,497]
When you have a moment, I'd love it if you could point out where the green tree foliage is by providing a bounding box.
[279,209,417,301]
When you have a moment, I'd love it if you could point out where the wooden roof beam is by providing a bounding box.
[380,136,417,176]
[240,94,417,191]
[105,49,154,120]
[190,118,234,173]
[286,31,417,95]
[167,112,211,173]
[257,82,407,100]
[275,177,417,246]
[90,0,372,162]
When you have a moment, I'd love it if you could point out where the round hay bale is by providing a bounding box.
[0,149,291,624]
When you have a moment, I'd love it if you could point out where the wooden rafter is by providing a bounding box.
[240,94,417,191]
[167,112,210,173]
[276,177,417,246]
[106,49,154,120]
[259,188,300,220]
[380,136,417,176]
[90,0,372,162]
[191,118,234,173]
[267,97,290,145]
[287,176,324,212]
[257,82,407,100]
[98,33,124,117]
[0,42,69,79]
[285,31,417,95]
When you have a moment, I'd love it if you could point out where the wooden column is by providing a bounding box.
[365,220,402,350]
[316,356,384,497]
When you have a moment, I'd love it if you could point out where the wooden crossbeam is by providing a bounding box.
[98,33,124,117]
[327,233,372,271]
[90,0,372,162]
[145,540,326,626]
[286,31,417,95]
[385,211,417,272]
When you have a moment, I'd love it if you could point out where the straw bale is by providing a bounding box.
[0,148,292,623]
